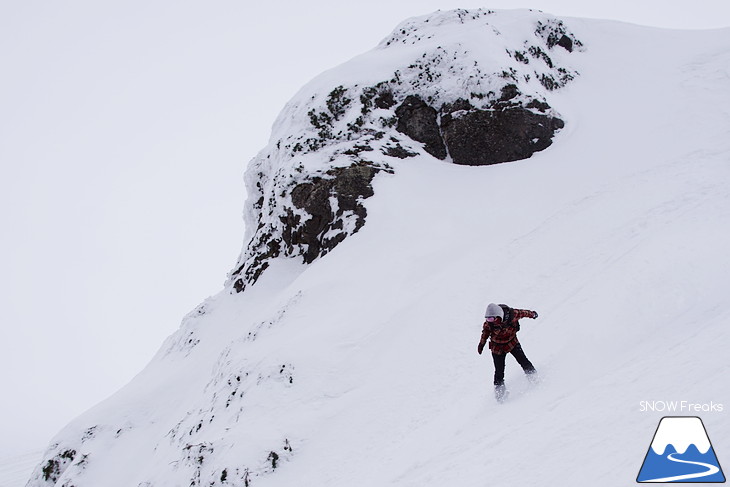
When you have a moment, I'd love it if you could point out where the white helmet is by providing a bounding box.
[485,303,504,319]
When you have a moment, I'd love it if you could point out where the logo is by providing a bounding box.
[637,416,725,483]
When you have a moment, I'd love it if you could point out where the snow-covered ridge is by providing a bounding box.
[227,8,582,292]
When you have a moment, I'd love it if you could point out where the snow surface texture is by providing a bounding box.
[26,9,730,487]
[0,450,43,487]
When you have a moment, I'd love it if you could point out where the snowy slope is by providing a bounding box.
[26,10,730,487]
[0,451,43,487]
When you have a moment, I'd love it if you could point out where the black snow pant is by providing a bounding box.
[491,343,536,386]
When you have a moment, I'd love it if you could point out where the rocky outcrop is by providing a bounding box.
[441,105,564,165]
[286,163,380,264]
[227,9,584,292]
[395,96,447,159]
[394,85,565,166]
[440,85,565,165]
[39,449,77,484]
[231,162,392,293]
[441,106,564,165]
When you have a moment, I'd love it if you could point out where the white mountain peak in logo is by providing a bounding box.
[650,417,711,455]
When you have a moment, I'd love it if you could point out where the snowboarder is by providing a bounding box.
[477,303,539,401]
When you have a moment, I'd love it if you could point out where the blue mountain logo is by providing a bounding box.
[637,416,725,483]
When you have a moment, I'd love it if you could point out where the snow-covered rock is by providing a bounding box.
[228,8,581,292]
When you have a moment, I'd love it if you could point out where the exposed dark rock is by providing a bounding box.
[440,103,564,166]
[535,19,583,51]
[289,163,378,263]
[528,45,554,68]
[360,83,396,114]
[232,232,277,292]
[441,98,473,114]
[499,83,520,101]
[525,98,551,113]
[513,50,529,64]
[556,34,573,52]
[325,86,351,121]
[382,143,418,159]
[539,73,560,91]
[42,449,77,483]
[393,89,564,166]
[374,90,396,109]
[343,144,374,156]
[395,96,447,159]
[268,451,279,470]
[232,162,388,292]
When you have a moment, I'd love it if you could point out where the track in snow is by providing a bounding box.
[642,453,720,483]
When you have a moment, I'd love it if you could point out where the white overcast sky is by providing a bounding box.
[1,0,728,457]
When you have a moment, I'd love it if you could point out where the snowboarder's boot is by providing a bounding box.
[494,383,509,403]
[526,369,541,385]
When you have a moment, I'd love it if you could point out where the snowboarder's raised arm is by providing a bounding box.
[477,322,490,355]
[512,308,538,320]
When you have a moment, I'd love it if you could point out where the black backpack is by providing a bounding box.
[497,304,520,332]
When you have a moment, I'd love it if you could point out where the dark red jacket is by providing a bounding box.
[478,308,536,355]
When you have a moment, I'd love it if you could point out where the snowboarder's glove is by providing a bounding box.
[477,343,484,355]
[531,311,538,319]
